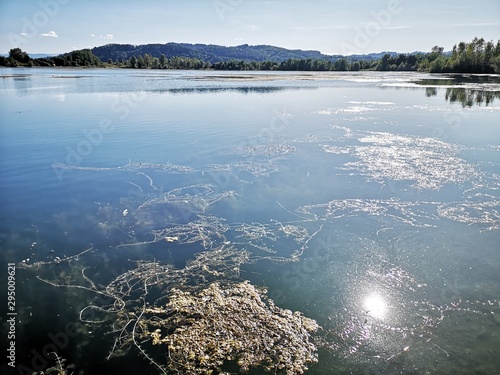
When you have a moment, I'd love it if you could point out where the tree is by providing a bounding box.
[153,57,160,69]
[159,54,167,68]
[334,58,348,71]
[9,48,30,64]
[428,46,444,63]
[491,55,500,74]
[484,41,494,66]
[376,54,391,70]
[137,55,145,68]
[429,56,446,73]
[431,45,444,55]
[143,53,152,68]
[7,57,18,67]
[129,55,137,68]
[350,61,361,71]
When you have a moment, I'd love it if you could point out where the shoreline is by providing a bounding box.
[2,68,500,85]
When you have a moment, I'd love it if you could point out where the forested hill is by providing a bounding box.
[90,43,348,63]
[2,37,498,74]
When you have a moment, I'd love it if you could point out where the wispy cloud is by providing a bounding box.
[91,33,114,40]
[40,31,59,38]
[449,22,500,28]
[294,25,353,31]
[383,26,412,30]
[294,25,411,31]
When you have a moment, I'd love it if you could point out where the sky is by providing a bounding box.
[0,0,499,56]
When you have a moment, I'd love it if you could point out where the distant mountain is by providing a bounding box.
[1,44,406,64]
[29,53,58,59]
[347,51,399,61]
[91,43,342,63]
[0,53,57,58]
[91,43,396,63]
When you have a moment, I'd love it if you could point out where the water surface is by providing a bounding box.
[1,68,499,374]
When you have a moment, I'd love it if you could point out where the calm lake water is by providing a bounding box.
[1,68,499,374]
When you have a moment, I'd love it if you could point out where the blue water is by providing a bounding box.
[1,68,499,374]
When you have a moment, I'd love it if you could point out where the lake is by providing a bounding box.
[1,68,499,374]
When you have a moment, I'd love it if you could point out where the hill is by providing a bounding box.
[91,42,358,63]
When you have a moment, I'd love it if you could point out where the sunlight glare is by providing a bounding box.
[364,293,387,319]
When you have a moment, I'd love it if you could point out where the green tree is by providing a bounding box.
[431,45,444,54]
[129,55,137,68]
[7,57,18,67]
[260,61,274,70]
[350,61,361,71]
[429,56,446,73]
[153,57,160,69]
[9,48,30,64]
[483,41,494,66]
[143,53,152,68]
[335,58,348,71]
[491,56,500,73]
[376,54,391,70]
[159,54,167,68]
[137,55,145,68]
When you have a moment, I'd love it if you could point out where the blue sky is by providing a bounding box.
[1,0,499,55]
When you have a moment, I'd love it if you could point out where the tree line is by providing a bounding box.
[376,38,500,73]
[2,37,499,74]
[0,48,103,68]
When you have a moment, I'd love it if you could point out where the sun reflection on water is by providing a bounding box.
[363,293,387,319]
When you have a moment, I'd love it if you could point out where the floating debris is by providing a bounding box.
[142,281,318,374]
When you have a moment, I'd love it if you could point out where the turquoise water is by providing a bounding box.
[1,68,499,374]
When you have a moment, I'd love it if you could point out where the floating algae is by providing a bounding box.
[31,244,318,374]
[141,281,318,374]
[52,160,196,175]
[36,353,75,375]
[23,157,325,373]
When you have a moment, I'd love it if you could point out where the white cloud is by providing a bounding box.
[40,31,59,38]
[91,33,114,40]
